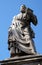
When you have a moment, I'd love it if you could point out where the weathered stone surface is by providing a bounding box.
[0,54,42,65]
[8,5,38,57]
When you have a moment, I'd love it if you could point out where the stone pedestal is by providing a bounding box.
[0,54,42,65]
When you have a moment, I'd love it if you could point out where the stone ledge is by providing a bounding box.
[0,54,42,65]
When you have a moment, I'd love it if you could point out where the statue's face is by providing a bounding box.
[20,5,26,13]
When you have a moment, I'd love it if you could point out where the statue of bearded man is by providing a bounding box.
[8,5,38,57]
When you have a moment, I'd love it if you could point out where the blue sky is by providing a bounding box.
[0,0,42,60]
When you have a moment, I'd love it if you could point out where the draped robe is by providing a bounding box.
[8,11,37,54]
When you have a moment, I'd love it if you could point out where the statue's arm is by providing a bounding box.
[8,16,16,50]
[26,8,38,26]
[8,16,16,31]
[8,16,16,40]
[31,13,38,26]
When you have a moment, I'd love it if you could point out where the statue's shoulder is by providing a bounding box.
[27,8,33,14]
[28,8,33,12]
[12,13,22,24]
[13,13,22,20]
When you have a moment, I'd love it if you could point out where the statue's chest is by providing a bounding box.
[21,13,30,21]
[15,13,30,28]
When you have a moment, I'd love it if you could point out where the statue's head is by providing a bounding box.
[20,5,26,13]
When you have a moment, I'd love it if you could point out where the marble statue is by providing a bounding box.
[8,5,38,57]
